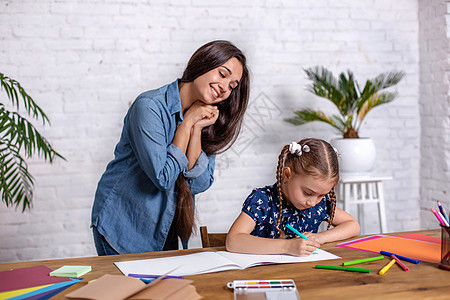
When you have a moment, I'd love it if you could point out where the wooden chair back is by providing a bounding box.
[200,226,227,248]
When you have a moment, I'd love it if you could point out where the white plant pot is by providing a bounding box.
[330,137,376,174]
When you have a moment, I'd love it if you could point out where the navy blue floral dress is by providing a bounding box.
[242,183,332,239]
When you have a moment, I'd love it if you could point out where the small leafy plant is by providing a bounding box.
[285,66,405,138]
[0,73,64,211]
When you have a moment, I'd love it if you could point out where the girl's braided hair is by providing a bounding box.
[274,138,339,237]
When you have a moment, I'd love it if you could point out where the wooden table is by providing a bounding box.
[1,229,450,299]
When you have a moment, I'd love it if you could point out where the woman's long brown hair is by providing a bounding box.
[274,138,339,237]
[174,40,250,241]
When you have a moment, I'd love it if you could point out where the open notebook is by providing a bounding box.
[115,249,340,277]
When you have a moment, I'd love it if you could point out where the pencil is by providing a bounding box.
[378,258,396,275]
[432,208,447,226]
[437,210,450,227]
[437,201,449,224]
[442,207,450,225]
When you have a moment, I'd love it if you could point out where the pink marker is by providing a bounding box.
[432,208,446,226]
[390,254,409,271]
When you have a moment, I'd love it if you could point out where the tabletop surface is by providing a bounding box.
[1,229,450,300]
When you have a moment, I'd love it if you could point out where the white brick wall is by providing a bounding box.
[0,0,424,262]
[418,0,450,229]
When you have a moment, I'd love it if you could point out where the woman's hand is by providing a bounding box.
[285,237,321,257]
[184,101,219,129]
[193,109,219,130]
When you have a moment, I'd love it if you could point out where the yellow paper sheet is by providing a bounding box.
[0,284,51,300]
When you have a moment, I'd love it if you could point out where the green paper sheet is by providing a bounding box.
[49,266,91,278]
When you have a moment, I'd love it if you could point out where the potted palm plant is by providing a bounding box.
[0,72,64,211]
[285,66,405,173]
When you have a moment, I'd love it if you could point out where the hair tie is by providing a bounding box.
[289,142,310,156]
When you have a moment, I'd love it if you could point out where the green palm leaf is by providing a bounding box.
[285,109,344,133]
[0,143,33,211]
[285,67,405,138]
[304,67,345,111]
[0,73,49,125]
[0,72,65,211]
[357,71,405,111]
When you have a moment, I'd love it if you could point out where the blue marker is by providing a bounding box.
[380,251,419,264]
[437,201,450,224]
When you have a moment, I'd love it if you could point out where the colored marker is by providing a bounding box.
[128,274,184,279]
[380,251,419,264]
[432,208,447,226]
[437,201,449,224]
[390,254,409,271]
[379,258,396,275]
[286,224,321,249]
[315,265,371,273]
[342,255,384,266]
[442,207,450,225]
[437,210,450,227]
[286,224,310,241]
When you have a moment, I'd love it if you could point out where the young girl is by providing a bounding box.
[91,40,250,255]
[226,138,360,256]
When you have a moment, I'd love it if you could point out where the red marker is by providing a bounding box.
[391,254,409,271]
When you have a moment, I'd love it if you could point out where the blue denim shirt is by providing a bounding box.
[91,79,215,254]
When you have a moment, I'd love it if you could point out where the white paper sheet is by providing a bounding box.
[114,249,340,277]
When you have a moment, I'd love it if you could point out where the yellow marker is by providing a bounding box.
[378,258,396,275]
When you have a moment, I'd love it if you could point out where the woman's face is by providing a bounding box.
[192,57,244,104]
[282,167,335,211]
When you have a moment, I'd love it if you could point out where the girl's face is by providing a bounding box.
[192,57,243,104]
[282,167,335,211]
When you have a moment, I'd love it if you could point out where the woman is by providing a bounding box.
[91,40,250,255]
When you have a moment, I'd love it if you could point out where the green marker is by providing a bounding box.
[315,265,371,273]
[342,255,384,266]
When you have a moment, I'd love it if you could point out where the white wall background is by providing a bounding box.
[418,0,450,229]
[0,0,438,263]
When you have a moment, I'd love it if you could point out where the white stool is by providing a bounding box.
[336,174,391,234]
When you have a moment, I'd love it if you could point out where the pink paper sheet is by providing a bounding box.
[0,265,70,293]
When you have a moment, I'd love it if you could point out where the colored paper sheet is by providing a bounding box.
[336,233,440,248]
[336,235,386,247]
[8,279,81,300]
[23,285,70,300]
[394,233,441,244]
[337,235,441,263]
[0,265,70,293]
[49,265,91,278]
[0,285,51,300]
